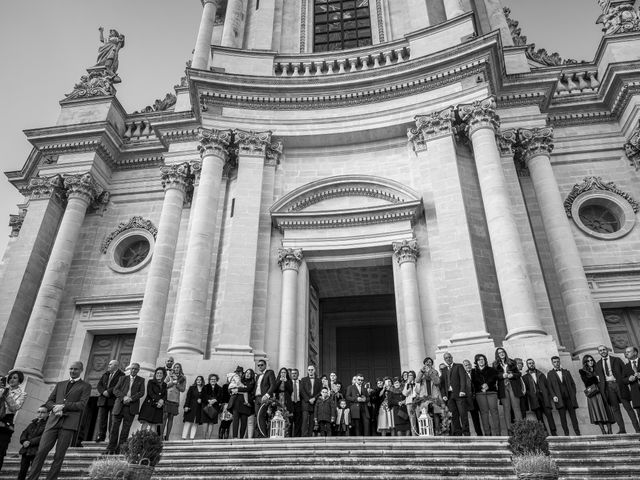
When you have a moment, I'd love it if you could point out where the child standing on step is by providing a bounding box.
[334,398,351,436]
[314,387,335,437]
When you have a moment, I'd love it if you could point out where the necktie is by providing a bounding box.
[293,381,299,402]
[634,360,638,373]
[605,358,611,376]
[65,380,75,395]
[127,377,134,397]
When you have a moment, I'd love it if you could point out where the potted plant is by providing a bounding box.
[87,455,129,480]
[120,429,163,480]
[509,420,558,480]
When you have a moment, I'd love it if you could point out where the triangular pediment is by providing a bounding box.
[271,175,422,231]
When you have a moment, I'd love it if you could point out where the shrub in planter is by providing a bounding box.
[87,455,130,479]
[512,452,559,480]
[509,419,549,455]
[121,429,163,466]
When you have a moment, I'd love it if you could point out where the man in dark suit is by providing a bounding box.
[290,368,303,437]
[26,361,92,480]
[254,359,277,437]
[346,373,370,436]
[105,362,145,454]
[440,352,469,436]
[95,359,124,442]
[595,344,640,433]
[622,346,640,425]
[300,365,321,436]
[462,359,481,436]
[547,356,580,436]
[523,359,557,436]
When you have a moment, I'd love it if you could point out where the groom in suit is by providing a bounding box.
[106,363,145,454]
[346,373,370,436]
[300,365,322,436]
[27,361,92,480]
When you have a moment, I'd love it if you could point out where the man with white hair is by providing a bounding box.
[105,363,145,454]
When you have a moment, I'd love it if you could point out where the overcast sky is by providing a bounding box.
[0,0,604,257]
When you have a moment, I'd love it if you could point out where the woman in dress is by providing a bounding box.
[275,368,293,413]
[471,354,501,436]
[402,370,418,435]
[138,367,167,432]
[203,374,222,439]
[230,369,255,439]
[162,362,186,440]
[493,347,523,434]
[377,377,394,436]
[0,370,26,470]
[579,354,614,434]
[182,375,206,439]
[388,377,410,436]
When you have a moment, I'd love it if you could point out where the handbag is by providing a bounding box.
[397,408,409,420]
[584,384,599,398]
[203,404,219,421]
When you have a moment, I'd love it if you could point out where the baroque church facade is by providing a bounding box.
[2,0,640,440]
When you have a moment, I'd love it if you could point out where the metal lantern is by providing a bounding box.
[270,410,285,438]
[418,407,434,436]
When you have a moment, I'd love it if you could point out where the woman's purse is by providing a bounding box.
[584,384,599,398]
[203,404,219,421]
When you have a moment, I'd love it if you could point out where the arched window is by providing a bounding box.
[314,0,372,52]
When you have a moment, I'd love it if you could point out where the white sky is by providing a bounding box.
[0,0,604,257]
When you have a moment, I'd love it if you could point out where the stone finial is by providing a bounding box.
[197,128,232,159]
[625,119,640,170]
[234,129,273,156]
[392,239,419,264]
[408,108,455,152]
[518,127,555,162]
[160,162,191,193]
[277,248,303,272]
[21,174,66,202]
[597,1,640,35]
[63,172,103,204]
[457,96,501,136]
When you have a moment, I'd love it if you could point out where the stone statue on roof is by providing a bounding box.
[95,27,125,83]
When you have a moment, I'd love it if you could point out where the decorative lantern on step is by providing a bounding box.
[270,410,285,438]
[418,407,433,436]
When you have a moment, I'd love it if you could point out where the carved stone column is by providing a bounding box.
[458,97,545,342]
[192,0,223,70]
[519,127,603,355]
[443,0,465,19]
[132,163,190,375]
[278,248,303,370]
[169,129,231,356]
[14,173,102,378]
[221,0,248,48]
[393,239,426,370]
[214,130,275,355]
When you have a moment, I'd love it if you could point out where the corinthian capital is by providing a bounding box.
[457,96,500,136]
[266,141,284,166]
[197,128,232,160]
[277,248,303,272]
[392,239,419,264]
[161,162,191,192]
[625,119,640,170]
[64,172,103,203]
[235,129,273,156]
[21,174,66,202]
[408,108,455,152]
[518,127,554,163]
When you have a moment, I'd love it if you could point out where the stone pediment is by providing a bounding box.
[270,175,423,231]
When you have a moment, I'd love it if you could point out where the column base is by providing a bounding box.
[502,334,560,367]
[9,376,53,452]
[167,344,204,356]
[436,332,496,364]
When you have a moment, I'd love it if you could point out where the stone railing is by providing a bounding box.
[123,119,154,142]
[274,39,410,77]
[554,70,600,96]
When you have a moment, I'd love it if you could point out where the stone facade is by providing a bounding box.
[3,0,640,444]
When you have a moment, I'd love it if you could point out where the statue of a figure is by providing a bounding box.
[95,27,125,81]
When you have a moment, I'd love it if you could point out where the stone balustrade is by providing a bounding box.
[123,119,154,141]
[274,41,410,77]
[555,70,600,96]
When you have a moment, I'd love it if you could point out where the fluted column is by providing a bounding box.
[458,97,545,341]
[221,0,248,48]
[393,239,425,371]
[519,127,603,354]
[14,173,102,378]
[169,129,231,356]
[278,248,303,370]
[443,0,465,19]
[132,163,190,375]
[192,0,222,70]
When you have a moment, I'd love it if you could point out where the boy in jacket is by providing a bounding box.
[18,406,48,480]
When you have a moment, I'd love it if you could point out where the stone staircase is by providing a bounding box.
[549,433,640,480]
[0,437,516,480]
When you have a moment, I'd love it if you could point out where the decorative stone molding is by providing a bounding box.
[21,174,66,202]
[278,248,303,272]
[457,96,500,137]
[392,239,419,265]
[408,108,455,152]
[64,172,103,204]
[101,216,158,254]
[160,162,191,193]
[518,127,555,162]
[266,141,284,166]
[597,1,640,35]
[564,176,639,218]
[197,128,232,160]
[376,0,385,43]
[134,92,176,114]
[625,119,640,170]
[299,0,308,53]
[497,129,518,156]
[64,67,117,101]
[8,208,27,238]
[235,129,272,156]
